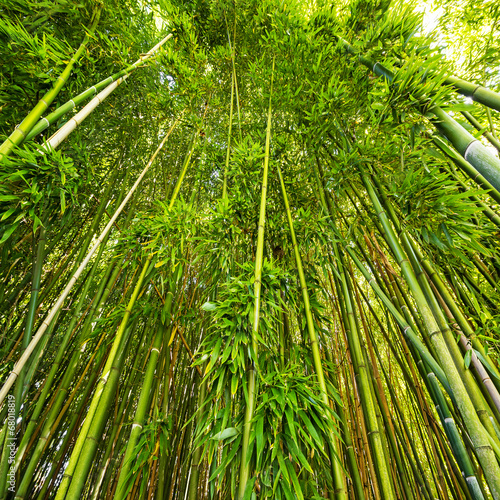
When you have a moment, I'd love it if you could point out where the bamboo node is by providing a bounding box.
[471,84,482,98]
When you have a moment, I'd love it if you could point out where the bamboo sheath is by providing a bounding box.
[0,121,178,406]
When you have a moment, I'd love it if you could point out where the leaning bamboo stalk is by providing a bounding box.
[42,76,129,150]
[53,279,148,500]
[114,264,182,499]
[0,121,178,406]
[26,34,172,141]
[445,76,500,112]
[461,111,500,152]
[0,7,102,161]
[338,36,500,193]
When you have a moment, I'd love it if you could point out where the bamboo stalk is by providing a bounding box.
[277,162,347,499]
[238,56,274,500]
[360,169,500,498]
[26,34,172,141]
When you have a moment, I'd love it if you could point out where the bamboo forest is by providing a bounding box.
[3,0,500,498]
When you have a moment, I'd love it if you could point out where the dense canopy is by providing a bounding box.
[1,0,500,499]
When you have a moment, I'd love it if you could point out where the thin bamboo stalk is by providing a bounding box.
[237,57,274,500]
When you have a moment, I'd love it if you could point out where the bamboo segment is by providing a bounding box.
[445,76,500,112]
[43,76,129,150]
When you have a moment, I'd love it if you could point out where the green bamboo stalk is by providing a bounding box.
[462,111,500,152]
[227,24,243,142]
[277,162,347,499]
[53,259,152,500]
[0,7,102,161]
[25,34,172,142]
[445,76,500,112]
[114,264,183,499]
[237,56,274,500]
[13,223,46,417]
[432,107,500,193]
[222,71,235,200]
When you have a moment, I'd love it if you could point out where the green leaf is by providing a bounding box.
[464,349,472,369]
[211,427,239,441]
[0,223,19,244]
[201,301,217,311]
